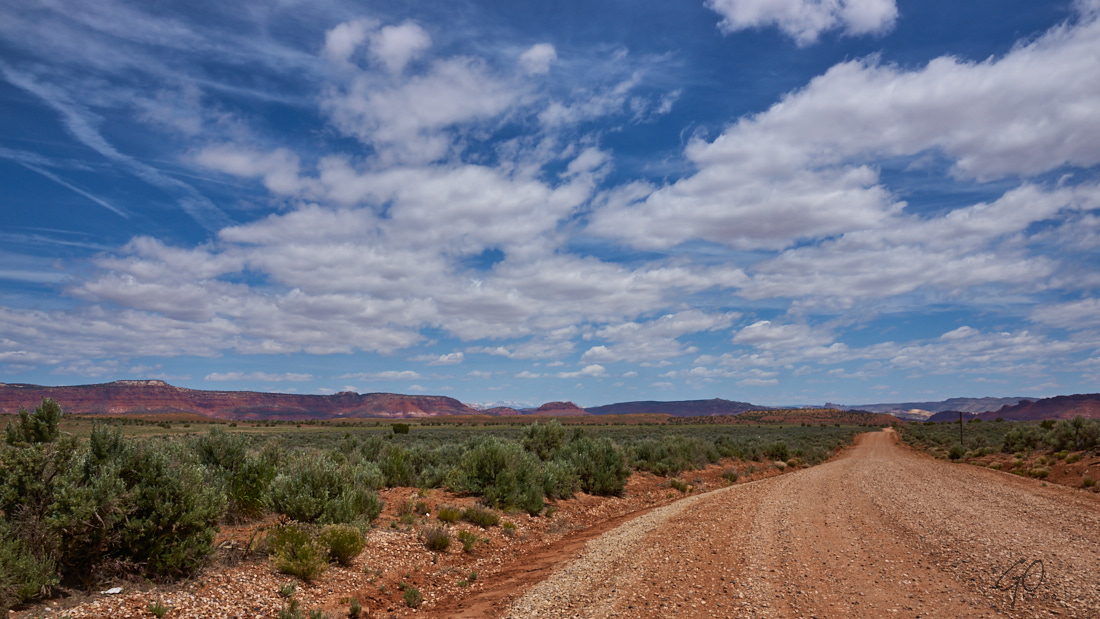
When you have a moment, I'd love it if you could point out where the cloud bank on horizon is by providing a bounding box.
[0,0,1098,406]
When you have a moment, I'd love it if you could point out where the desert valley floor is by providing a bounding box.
[18,430,1100,619]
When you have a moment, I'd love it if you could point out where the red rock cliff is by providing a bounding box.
[0,380,481,420]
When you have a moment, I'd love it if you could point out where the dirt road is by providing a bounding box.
[507,430,1100,618]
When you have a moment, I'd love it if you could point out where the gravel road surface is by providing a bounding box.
[508,430,1100,618]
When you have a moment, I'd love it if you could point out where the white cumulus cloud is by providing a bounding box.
[706,0,898,46]
[519,43,556,75]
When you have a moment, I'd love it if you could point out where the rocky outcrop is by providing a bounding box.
[0,380,481,420]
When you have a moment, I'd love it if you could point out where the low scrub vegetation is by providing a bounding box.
[899,416,1100,458]
[421,525,451,552]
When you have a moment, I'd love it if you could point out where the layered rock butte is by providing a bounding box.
[0,380,481,420]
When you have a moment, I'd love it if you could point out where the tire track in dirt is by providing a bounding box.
[506,430,1100,618]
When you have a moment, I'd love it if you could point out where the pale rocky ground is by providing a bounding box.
[508,430,1100,618]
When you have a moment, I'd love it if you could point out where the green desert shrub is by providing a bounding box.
[721,468,738,483]
[403,585,423,608]
[457,529,481,554]
[763,441,790,462]
[562,436,629,496]
[319,524,365,566]
[4,399,62,445]
[268,523,327,583]
[521,420,567,461]
[631,436,718,476]
[436,505,462,523]
[377,443,416,487]
[422,525,451,551]
[1002,424,1044,452]
[1,404,225,585]
[115,443,226,578]
[461,506,499,528]
[446,438,544,514]
[271,453,383,524]
[191,428,274,521]
[540,459,580,500]
[0,528,58,611]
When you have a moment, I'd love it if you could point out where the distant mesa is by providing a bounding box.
[0,380,480,420]
[529,401,587,416]
[587,398,761,417]
[484,406,521,416]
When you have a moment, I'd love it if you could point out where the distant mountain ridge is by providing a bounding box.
[835,397,1026,415]
[587,398,763,417]
[979,394,1100,421]
[7,381,1095,423]
[0,380,480,420]
[889,394,1100,422]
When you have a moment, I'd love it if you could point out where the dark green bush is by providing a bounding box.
[562,436,629,496]
[764,441,790,462]
[378,444,415,487]
[319,524,365,566]
[1,403,224,588]
[521,421,567,460]
[271,453,383,524]
[115,443,226,578]
[4,399,62,446]
[540,459,579,499]
[392,423,410,435]
[0,528,58,611]
[446,438,543,514]
[191,428,273,521]
[1002,424,1044,453]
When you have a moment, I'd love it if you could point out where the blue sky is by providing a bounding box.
[2,0,1099,408]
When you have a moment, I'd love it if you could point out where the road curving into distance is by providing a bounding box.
[506,429,1100,618]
